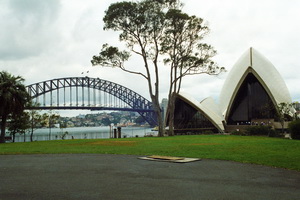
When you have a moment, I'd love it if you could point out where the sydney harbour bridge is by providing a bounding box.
[26,77,157,126]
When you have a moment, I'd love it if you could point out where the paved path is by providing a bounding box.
[1,154,300,200]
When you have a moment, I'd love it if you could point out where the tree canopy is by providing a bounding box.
[91,0,224,136]
[0,71,31,143]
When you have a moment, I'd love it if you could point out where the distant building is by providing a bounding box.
[77,114,85,119]
[294,102,300,111]
[294,102,300,118]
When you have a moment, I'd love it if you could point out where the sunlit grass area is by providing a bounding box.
[1,135,300,171]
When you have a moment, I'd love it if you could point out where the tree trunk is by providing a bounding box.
[168,96,176,136]
[30,124,34,142]
[0,115,7,143]
[151,96,164,137]
[157,110,164,137]
[281,121,285,134]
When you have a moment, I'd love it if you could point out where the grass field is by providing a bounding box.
[1,135,300,171]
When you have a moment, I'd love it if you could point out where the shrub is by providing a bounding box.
[202,130,214,134]
[231,130,246,136]
[245,126,274,136]
[267,129,280,137]
[288,120,300,140]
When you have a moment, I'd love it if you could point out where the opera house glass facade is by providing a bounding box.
[171,47,294,133]
[173,98,218,133]
[227,73,276,125]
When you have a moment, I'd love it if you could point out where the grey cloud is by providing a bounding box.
[0,0,61,60]
[1,0,299,105]
[8,0,60,25]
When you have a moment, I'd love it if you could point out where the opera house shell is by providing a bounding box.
[220,47,293,126]
[173,92,224,133]
[172,47,293,133]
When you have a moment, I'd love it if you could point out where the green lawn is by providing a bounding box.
[1,135,300,171]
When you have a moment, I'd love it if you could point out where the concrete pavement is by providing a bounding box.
[1,154,300,200]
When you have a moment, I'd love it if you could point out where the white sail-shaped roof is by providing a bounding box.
[177,92,225,132]
[219,47,292,118]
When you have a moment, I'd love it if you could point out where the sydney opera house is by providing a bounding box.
[172,47,294,133]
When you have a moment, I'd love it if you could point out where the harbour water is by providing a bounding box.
[13,126,155,142]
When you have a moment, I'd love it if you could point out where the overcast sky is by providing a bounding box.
[1,0,299,116]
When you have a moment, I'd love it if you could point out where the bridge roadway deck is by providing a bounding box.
[26,106,154,112]
[1,154,300,200]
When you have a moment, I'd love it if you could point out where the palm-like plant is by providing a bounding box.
[0,71,30,143]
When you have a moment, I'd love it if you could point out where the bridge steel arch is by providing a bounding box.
[26,77,157,126]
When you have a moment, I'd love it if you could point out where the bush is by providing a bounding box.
[245,126,275,136]
[202,130,214,134]
[231,130,246,136]
[288,120,300,140]
[267,129,280,138]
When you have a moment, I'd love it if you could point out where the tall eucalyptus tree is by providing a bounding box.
[92,0,223,136]
[162,4,225,135]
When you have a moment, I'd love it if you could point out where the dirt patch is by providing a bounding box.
[88,140,137,146]
[191,143,221,146]
[65,140,137,147]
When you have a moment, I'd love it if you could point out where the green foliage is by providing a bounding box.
[101,117,112,126]
[27,104,45,142]
[277,102,295,120]
[1,135,300,171]
[202,130,214,134]
[288,120,300,140]
[231,130,246,136]
[245,126,275,136]
[135,116,146,124]
[59,121,67,129]
[0,71,30,116]
[41,111,60,128]
[110,112,122,125]
[100,0,166,60]
[8,112,31,142]
[91,0,225,137]
[231,126,279,137]
[92,0,175,137]
[0,71,31,143]
[276,102,295,134]
[91,44,130,68]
